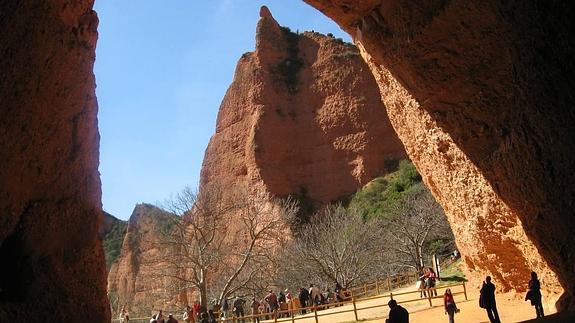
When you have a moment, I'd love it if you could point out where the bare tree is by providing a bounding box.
[385,184,453,270]
[285,205,384,289]
[154,185,298,308]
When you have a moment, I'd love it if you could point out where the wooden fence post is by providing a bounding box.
[314,306,319,323]
[364,284,367,297]
[427,289,433,307]
[390,292,393,300]
[376,280,380,295]
[274,310,278,323]
[291,308,295,323]
[463,282,468,300]
[352,297,359,322]
[387,275,392,291]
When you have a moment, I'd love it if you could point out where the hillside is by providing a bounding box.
[100,211,127,270]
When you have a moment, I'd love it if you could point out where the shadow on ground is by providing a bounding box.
[519,312,575,322]
[440,275,467,283]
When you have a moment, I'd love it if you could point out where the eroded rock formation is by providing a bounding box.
[304,0,574,307]
[107,204,179,316]
[0,0,109,321]
[200,6,406,211]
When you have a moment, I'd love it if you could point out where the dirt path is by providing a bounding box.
[263,284,557,323]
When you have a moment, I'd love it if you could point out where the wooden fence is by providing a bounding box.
[220,282,467,323]
[347,271,419,299]
[113,278,467,323]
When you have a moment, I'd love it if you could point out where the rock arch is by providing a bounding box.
[304,0,575,309]
[1,0,574,321]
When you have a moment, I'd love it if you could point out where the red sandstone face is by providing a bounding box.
[304,0,575,309]
[2,0,574,321]
[0,0,109,321]
[200,6,405,207]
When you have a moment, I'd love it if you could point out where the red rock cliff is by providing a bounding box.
[200,6,406,209]
[107,204,179,317]
[304,0,574,307]
[0,0,109,321]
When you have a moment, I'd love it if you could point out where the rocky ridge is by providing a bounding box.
[107,7,407,314]
[200,6,406,213]
[107,204,179,316]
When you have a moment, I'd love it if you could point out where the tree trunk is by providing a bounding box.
[199,269,208,309]
[416,243,424,269]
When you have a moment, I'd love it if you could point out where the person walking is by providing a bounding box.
[119,304,130,322]
[385,299,409,323]
[233,296,245,323]
[309,284,321,306]
[207,310,217,323]
[264,290,279,312]
[480,276,501,323]
[418,269,427,298]
[526,271,544,318]
[443,288,458,323]
[166,313,179,323]
[182,305,192,323]
[250,297,261,323]
[427,268,438,297]
[156,310,165,323]
[298,287,309,314]
[221,297,229,319]
[334,282,343,303]
[192,301,201,322]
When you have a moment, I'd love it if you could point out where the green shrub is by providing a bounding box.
[348,159,423,220]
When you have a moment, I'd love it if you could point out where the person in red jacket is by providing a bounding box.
[443,288,458,323]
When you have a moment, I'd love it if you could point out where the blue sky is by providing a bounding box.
[94,1,351,220]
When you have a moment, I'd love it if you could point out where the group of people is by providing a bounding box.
[119,271,545,323]
[296,283,346,312]
[181,303,218,323]
[386,271,545,323]
[478,271,545,323]
[217,282,346,322]
[417,267,438,298]
[384,288,457,323]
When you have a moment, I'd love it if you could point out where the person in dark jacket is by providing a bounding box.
[233,296,245,323]
[298,287,310,314]
[166,313,179,323]
[385,299,409,323]
[526,271,544,318]
[480,276,500,323]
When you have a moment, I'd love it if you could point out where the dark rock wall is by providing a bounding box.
[0,0,109,321]
[305,0,575,309]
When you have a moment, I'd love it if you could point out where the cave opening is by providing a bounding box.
[1,0,574,321]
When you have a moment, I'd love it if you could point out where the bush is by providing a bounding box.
[348,160,422,220]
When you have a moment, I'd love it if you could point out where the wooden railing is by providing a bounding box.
[347,271,419,300]
[112,281,467,323]
[222,282,468,323]
[112,273,467,323]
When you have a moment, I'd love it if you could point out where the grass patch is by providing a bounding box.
[438,259,467,284]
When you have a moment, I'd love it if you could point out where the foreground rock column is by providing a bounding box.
[0,0,109,321]
[304,0,574,308]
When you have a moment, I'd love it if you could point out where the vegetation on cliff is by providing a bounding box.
[348,159,422,220]
[101,212,127,270]
[276,160,455,290]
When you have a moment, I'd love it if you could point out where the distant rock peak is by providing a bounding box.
[259,5,273,19]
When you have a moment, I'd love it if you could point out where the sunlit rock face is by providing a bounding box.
[200,6,406,210]
[107,204,179,317]
[304,0,574,308]
[0,0,109,321]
